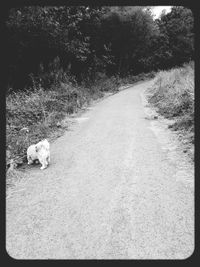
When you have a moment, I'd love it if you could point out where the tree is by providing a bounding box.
[153,6,194,69]
[5,5,194,90]
[6,6,103,88]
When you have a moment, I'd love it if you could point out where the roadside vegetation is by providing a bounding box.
[6,73,118,169]
[5,6,194,174]
[6,70,156,170]
[147,62,194,160]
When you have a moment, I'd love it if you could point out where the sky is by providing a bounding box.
[151,6,172,19]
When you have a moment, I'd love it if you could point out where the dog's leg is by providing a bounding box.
[47,155,50,165]
[40,165,46,170]
[44,159,48,168]
[27,157,33,165]
[38,156,46,170]
[40,158,48,170]
[40,162,47,170]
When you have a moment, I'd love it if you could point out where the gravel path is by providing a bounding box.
[6,80,194,259]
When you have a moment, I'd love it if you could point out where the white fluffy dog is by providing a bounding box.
[27,139,50,170]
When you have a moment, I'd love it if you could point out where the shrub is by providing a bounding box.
[6,73,117,168]
[6,81,84,167]
[148,64,194,119]
[147,62,194,159]
[6,68,157,169]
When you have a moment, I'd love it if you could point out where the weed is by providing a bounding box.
[147,62,194,160]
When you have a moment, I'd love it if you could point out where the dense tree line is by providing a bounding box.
[5,6,194,90]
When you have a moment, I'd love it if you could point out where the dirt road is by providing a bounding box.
[6,80,194,259]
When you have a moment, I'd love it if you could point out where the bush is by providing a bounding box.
[147,62,194,159]
[90,74,121,92]
[6,68,157,169]
[6,79,87,167]
[6,73,119,168]
[148,64,194,119]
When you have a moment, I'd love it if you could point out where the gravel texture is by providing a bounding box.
[6,80,194,259]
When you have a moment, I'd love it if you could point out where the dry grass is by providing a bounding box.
[6,83,94,168]
[6,70,161,185]
[6,74,122,171]
[147,62,194,160]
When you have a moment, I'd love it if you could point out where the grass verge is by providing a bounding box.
[6,70,156,191]
[146,62,194,160]
[6,75,121,170]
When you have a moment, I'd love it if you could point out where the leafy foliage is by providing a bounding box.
[5,6,194,90]
[146,61,194,160]
[146,6,194,70]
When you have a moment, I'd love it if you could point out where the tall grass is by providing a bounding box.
[6,69,157,170]
[7,84,84,166]
[6,73,121,168]
[147,62,194,158]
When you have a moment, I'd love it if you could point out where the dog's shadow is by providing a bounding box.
[26,159,53,171]
[26,160,40,169]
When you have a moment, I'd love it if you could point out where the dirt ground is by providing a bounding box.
[6,80,194,259]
